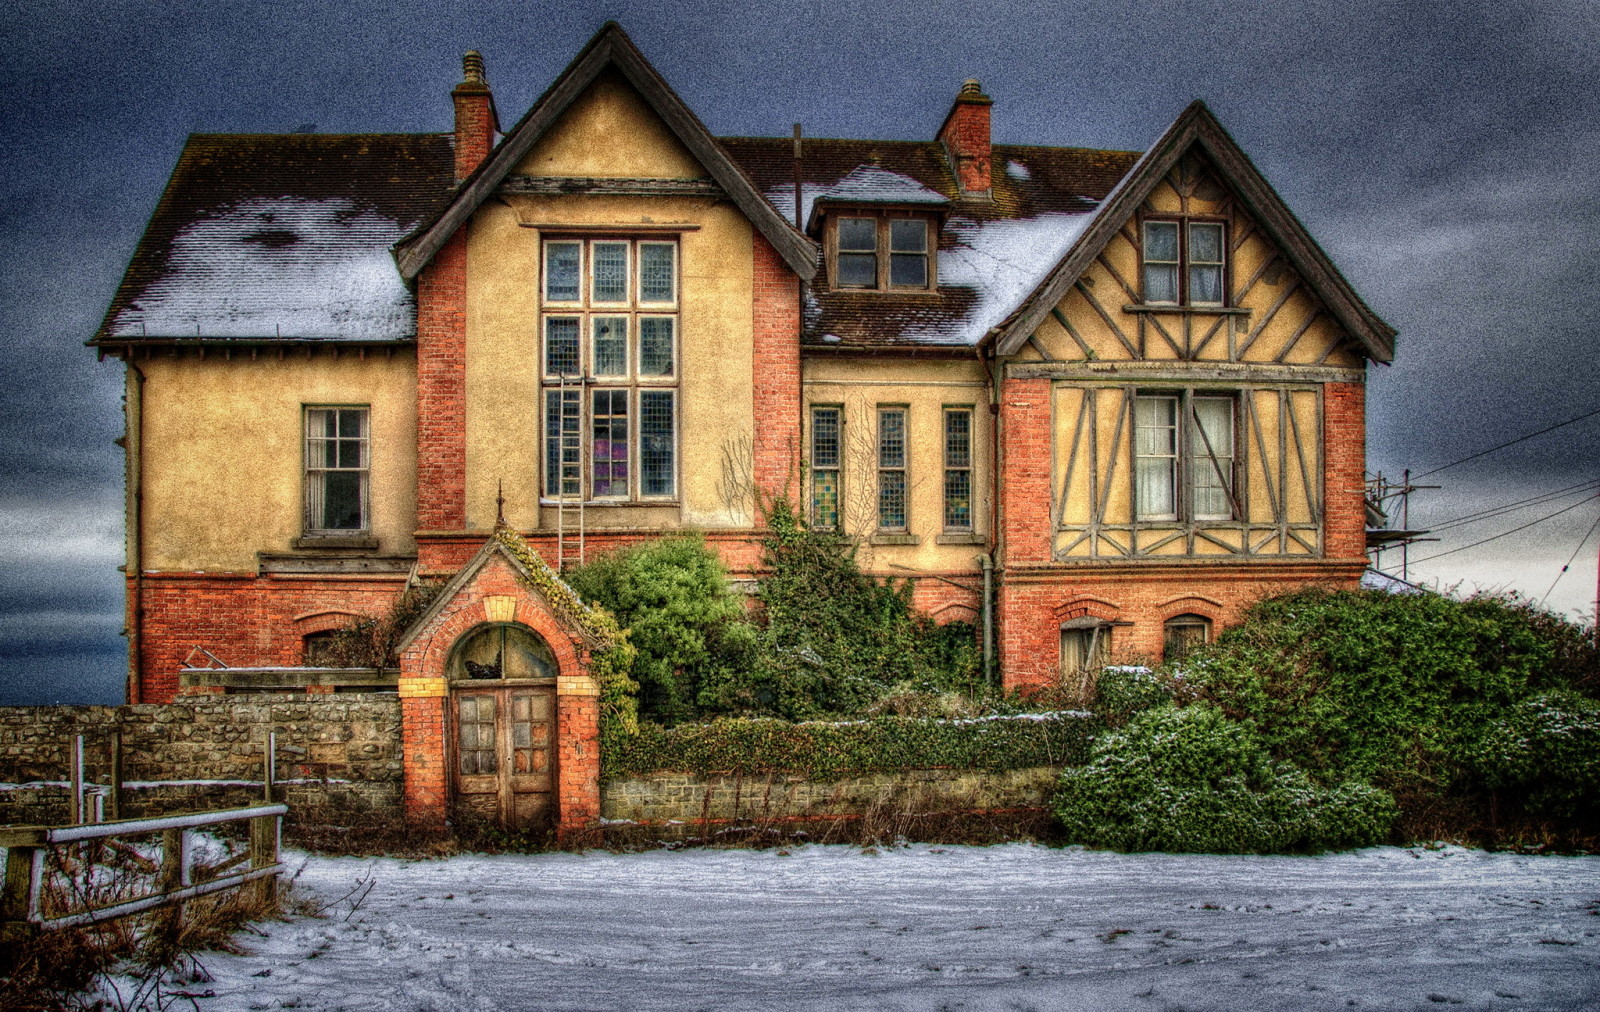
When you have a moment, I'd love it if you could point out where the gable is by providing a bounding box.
[1025,151,1365,369]
[513,68,703,179]
[993,102,1395,363]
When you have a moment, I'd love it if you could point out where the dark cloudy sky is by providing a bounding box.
[2,0,1597,704]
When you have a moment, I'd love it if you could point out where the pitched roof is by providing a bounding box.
[393,22,818,282]
[92,133,455,344]
[721,137,1138,349]
[991,101,1396,362]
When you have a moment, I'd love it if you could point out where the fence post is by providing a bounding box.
[1,845,42,950]
[263,731,276,804]
[158,828,187,935]
[248,814,280,909]
[108,731,123,822]
[70,734,85,826]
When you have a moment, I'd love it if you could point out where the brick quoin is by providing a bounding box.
[998,377,1053,565]
[1323,381,1368,561]
[750,232,802,504]
[415,232,469,541]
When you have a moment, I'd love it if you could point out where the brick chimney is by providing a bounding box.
[937,78,993,198]
[452,50,499,181]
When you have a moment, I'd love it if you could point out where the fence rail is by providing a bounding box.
[0,803,286,939]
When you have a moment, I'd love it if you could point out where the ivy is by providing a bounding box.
[601,711,1100,781]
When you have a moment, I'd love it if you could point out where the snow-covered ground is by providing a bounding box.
[175,844,1596,1011]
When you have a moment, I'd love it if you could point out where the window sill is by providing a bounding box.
[830,287,941,296]
[292,535,379,550]
[869,533,921,546]
[1123,304,1251,316]
[935,532,986,545]
[537,499,680,508]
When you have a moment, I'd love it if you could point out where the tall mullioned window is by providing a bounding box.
[304,406,368,533]
[541,238,677,501]
[877,407,907,530]
[943,407,972,531]
[811,406,842,529]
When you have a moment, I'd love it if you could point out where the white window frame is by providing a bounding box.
[540,237,679,502]
[303,405,370,534]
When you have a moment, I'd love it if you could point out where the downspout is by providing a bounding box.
[980,553,994,686]
[982,334,1004,688]
[125,359,146,704]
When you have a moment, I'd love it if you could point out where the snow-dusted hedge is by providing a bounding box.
[601,712,1100,781]
[1054,703,1397,854]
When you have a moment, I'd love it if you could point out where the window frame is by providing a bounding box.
[810,405,843,530]
[1139,216,1230,308]
[1163,614,1212,662]
[942,406,974,533]
[826,210,938,292]
[303,405,370,535]
[875,405,909,532]
[539,237,680,503]
[1133,390,1239,523]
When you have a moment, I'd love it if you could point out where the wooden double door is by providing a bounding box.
[451,685,555,831]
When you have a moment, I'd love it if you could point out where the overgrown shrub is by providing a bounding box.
[565,534,757,724]
[1054,703,1397,853]
[1461,690,1600,819]
[604,712,1099,781]
[312,582,445,668]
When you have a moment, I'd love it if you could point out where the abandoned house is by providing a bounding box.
[90,23,1393,832]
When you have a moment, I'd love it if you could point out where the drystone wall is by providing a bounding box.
[0,695,403,827]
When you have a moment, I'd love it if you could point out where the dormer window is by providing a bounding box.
[1141,219,1226,306]
[828,213,935,291]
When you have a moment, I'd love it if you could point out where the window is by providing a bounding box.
[1060,621,1112,694]
[811,406,842,529]
[829,213,934,290]
[943,407,972,531]
[541,238,677,501]
[1134,393,1236,521]
[304,406,368,533]
[1141,219,1226,306]
[1164,614,1211,661]
[877,407,907,530]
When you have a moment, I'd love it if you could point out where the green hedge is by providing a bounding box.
[601,712,1101,781]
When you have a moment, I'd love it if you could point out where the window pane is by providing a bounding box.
[639,317,675,376]
[545,242,580,301]
[1188,223,1223,264]
[944,410,971,468]
[1144,264,1179,303]
[592,389,630,496]
[337,409,362,438]
[838,218,876,251]
[545,317,580,376]
[592,316,628,377]
[592,242,628,302]
[890,253,927,287]
[1192,398,1233,456]
[1189,398,1233,518]
[837,252,876,286]
[878,410,905,468]
[812,470,839,529]
[944,468,971,529]
[811,407,840,468]
[1143,221,1179,262]
[1135,397,1177,455]
[878,470,906,529]
[890,219,926,252]
[1189,265,1223,305]
[1136,456,1176,518]
[640,390,675,497]
[545,390,581,497]
[639,243,675,303]
[321,471,362,529]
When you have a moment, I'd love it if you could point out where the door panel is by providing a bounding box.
[452,688,555,831]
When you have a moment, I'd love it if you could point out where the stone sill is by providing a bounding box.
[935,532,986,545]
[292,535,379,550]
[869,533,921,546]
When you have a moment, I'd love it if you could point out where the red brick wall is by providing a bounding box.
[132,573,409,703]
[997,560,1365,691]
[452,87,495,181]
[751,233,801,503]
[556,690,600,841]
[1324,381,1368,561]
[938,94,992,194]
[998,377,1053,565]
[415,232,468,540]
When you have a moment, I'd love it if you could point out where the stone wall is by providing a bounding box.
[600,766,1061,826]
[0,695,403,827]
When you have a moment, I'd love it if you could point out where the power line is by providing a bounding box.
[1409,493,1600,564]
[1539,508,1600,607]
[1427,478,1600,534]
[1412,405,1600,480]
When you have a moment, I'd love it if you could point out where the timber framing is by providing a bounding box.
[395,22,818,282]
[991,101,1395,363]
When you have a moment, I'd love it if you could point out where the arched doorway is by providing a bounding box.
[448,622,559,832]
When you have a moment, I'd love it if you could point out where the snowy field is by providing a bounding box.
[172,844,1596,1012]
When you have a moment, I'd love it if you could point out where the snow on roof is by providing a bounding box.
[902,209,1097,345]
[1005,160,1032,180]
[106,197,416,340]
[773,165,949,230]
